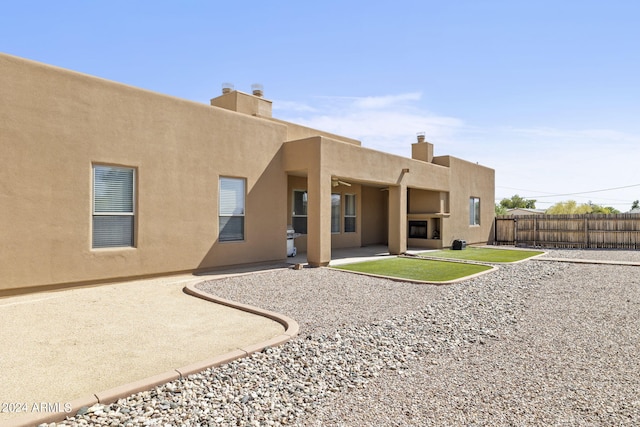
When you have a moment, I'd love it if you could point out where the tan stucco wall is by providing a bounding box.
[269,117,361,146]
[286,176,362,253]
[408,189,446,213]
[287,175,309,252]
[0,53,288,292]
[318,138,450,189]
[361,186,388,245]
[283,136,453,263]
[2,53,495,291]
[210,90,273,118]
[330,184,362,249]
[434,156,495,246]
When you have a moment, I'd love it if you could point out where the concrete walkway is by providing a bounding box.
[288,244,430,266]
[0,271,297,426]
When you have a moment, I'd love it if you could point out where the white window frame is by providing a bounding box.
[292,190,308,235]
[470,197,481,226]
[219,177,246,242]
[344,193,356,233]
[92,164,135,249]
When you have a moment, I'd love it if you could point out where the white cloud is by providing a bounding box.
[481,126,640,209]
[279,92,464,157]
[351,92,423,109]
[272,100,318,113]
[498,126,640,145]
[275,93,640,210]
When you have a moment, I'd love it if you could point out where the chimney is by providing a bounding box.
[412,132,434,162]
[251,83,264,97]
[210,82,272,118]
[221,82,234,94]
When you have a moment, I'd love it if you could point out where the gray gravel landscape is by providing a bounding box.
[53,249,640,426]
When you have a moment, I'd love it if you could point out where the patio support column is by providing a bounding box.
[388,184,407,255]
[306,164,332,267]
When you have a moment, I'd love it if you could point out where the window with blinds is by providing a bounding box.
[219,177,245,242]
[92,165,135,248]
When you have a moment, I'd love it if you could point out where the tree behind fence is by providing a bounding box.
[494,214,640,249]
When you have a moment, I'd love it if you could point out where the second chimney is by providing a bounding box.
[412,132,433,162]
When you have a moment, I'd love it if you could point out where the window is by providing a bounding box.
[219,177,245,242]
[344,194,356,233]
[292,190,307,234]
[470,197,481,225]
[92,165,135,248]
[331,193,341,233]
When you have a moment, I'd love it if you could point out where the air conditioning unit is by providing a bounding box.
[452,239,467,250]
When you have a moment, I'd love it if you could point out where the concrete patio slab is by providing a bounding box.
[0,272,294,426]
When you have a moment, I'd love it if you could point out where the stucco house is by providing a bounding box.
[0,53,495,294]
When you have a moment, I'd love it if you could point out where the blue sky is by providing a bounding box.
[3,1,640,210]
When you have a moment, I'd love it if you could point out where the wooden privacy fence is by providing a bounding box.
[494,214,640,249]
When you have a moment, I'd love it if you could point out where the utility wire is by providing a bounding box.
[497,183,640,199]
[522,183,640,198]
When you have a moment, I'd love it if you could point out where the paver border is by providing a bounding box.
[3,282,299,427]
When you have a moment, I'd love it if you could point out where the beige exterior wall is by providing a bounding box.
[1,53,495,293]
[286,180,362,253]
[406,188,448,249]
[282,136,455,263]
[409,189,447,213]
[210,90,273,118]
[269,117,361,146]
[0,54,288,292]
[361,186,388,246]
[433,156,495,246]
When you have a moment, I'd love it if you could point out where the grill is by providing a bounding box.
[287,226,301,257]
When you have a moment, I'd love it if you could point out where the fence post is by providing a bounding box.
[494,217,499,244]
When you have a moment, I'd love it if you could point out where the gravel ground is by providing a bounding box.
[52,249,640,426]
[541,248,640,262]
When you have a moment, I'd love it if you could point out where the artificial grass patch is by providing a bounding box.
[420,247,543,263]
[334,257,492,282]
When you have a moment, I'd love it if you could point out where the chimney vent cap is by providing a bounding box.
[222,82,234,94]
[251,83,264,97]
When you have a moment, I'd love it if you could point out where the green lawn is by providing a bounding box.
[419,247,543,263]
[334,257,492,282]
